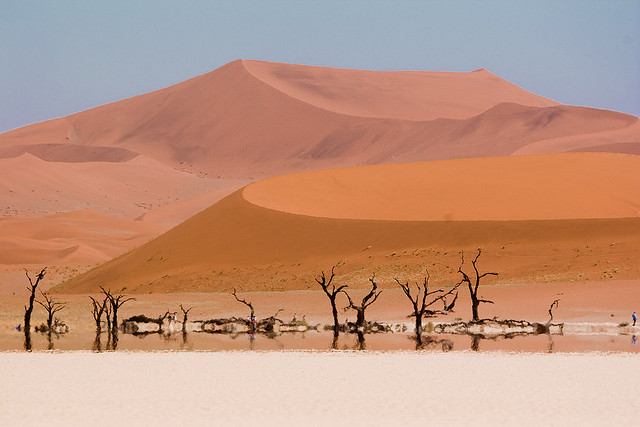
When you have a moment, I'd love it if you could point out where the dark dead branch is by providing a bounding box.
[23,267,46,351]
[457,249,498,322]
[232,288,256,332]
[316,264,348,337]
[36,291,66,334]
[344,274,382,331]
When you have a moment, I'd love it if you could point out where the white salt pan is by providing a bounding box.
[1,351,638,426]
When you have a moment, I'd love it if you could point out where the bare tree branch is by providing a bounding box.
[344,274,382,330]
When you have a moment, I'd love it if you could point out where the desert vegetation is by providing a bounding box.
[52,249,578,352]
[16,249,579,352]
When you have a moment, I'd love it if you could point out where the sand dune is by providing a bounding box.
[244,60,558,120]
[2,60,634,179]
[0,210,164,265]
[0,153,218,219]
[244,153,640,221]
[1,60,638,271]
[54,153,640,294]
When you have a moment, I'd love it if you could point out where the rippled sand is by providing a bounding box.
[1,351,638,426]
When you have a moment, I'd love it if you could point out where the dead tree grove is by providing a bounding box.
[457,249,498,322]
[316,265,347,337]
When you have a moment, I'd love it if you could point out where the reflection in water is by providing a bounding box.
[547,333,555,353]
[11,325,634,352]
[24,328,32,352]
[106,329,118,351]
[354,331,366,350]
[413,333,454,351]
[93,331,102,352]
[471,335,481,352]
[331,335,339,350]
[46,330,54,350]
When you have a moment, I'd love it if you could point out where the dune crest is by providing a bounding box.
[243,153,640,221]
[243,60,558,120]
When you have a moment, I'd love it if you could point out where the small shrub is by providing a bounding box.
[425,322,434,333]
[618,322,629,327]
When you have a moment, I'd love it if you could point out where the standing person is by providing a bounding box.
[633,311,637,326]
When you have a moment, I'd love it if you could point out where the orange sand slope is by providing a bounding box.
[0,153,222,218]
[0,210,164,265]
[244,153,640,221]
[54,153,640,294]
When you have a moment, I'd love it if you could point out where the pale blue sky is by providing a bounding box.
[1,1,638,133]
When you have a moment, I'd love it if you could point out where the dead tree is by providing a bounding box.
[90,295,107,351]
[546,299,560,328]
[457,249,498,322]
[179,304,193,336]
[36,291,66,333]
[395,270,460,335]
[156,311,171,334]
[101,287,134,348]
[23,267,46,351]
[534,299,562,335]
[232,288,256,333]
[89,296,108,334]
[316,265,347,337]
[344,275,382,331]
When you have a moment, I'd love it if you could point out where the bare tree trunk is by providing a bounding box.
[23,268,46,351]
[180,304,192,342]
[316,266,347,338]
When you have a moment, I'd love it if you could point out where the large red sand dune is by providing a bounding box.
[1,60,638,271]
[53,153,640,294]
[0,210,164,265]
[2,60,636,179]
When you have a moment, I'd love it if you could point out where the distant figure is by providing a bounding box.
[632,335,637,346]
[633,312,637,326]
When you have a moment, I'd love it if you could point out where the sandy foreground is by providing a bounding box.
[0,351,638,426]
